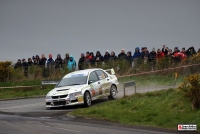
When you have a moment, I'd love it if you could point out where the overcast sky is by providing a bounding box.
[0,0,200,63]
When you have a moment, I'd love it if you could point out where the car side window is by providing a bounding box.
[89,71,99,83]
[95,70,108,80]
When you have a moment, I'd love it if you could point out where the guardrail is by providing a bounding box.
[41,80,60,85]
[123,80,136,97]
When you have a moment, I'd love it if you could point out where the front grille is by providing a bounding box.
[51,94,68,99]
[46,102,51,105]
[53,101,66,106]
[71,99,78,103]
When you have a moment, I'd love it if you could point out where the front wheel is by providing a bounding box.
[84,91,91,107]
[108,85,117,100]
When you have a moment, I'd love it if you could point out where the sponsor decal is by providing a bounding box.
[99,88,103,95]
[78,96,83,102]
[102,83,110,88]
[91,90,95,97]
[104,89,109,93]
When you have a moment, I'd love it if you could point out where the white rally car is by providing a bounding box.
[45,68,119,108]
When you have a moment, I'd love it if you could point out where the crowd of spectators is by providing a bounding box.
[14,45,200,77]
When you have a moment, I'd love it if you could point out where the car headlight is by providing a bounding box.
[69,91,82,99]
[46,95,52,99]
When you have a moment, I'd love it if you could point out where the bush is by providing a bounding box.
[0,61,13,81]
[179,74,200,109]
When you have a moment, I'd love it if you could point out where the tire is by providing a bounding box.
[108,85,117,100]
[84,91,91,107]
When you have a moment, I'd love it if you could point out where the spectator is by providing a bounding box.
[132,47,141,60]
[173,52,186,62]
[167,49,173,57]
[55,54,63,69]
[22,58,28,77]
[141,47,150,60]
[172,47,181,65]
[28,58,33,66]
[32,56,38,65]
[181,47,186,55]
[63,53,70,67]
[14,59,22,69]
[126,51,133,66]
[141,47,150,64]
[89,52,95,66]
[149,48,156,62]
[109,51,117,61]
[67,55,76,71]
[40,54,47,67]
[104,50,110,62]
[162,45,169,56]
[118,49,127,60]
[156,49,164,61]
[78,53,85,70]
[85,51,92,64]
[186,46,197,57]
[173,47,180,55]
[149,48,157,70]
[94,51,104,62]
[35,55,40,65]
[46,54,55,71]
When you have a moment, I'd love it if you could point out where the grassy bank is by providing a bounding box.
[70,89,200,131]
[118,73,186,86]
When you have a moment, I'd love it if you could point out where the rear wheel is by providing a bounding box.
[108,85,117,100]
[84,91,91,107]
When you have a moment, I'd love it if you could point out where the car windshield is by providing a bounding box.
[56,76,88,87]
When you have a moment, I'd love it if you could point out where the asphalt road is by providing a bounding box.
[0,114,175,134]
[0,84,177,134]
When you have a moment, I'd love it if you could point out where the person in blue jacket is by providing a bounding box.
[67,55,76,71]
[132,47,141,59]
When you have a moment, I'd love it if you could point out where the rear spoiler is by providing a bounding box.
[104,68,115,75]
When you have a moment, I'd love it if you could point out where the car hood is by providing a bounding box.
[47,84,87,96]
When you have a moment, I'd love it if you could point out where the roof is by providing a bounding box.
[63,68,103,78]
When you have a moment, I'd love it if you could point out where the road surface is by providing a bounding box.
[0,84,176,134]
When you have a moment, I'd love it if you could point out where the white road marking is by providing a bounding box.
[0,102,44,110]
[36,124,81,133]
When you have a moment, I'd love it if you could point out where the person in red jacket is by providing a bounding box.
[156,49,164,62]
[173,51,186,65]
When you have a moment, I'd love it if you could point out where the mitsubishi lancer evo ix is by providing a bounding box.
[45,68,119,108]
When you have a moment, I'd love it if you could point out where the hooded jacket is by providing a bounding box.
[110,51,117,60]
[78,54,85,70]
[94,51,104,62]
[132,47,141,59]
[104,53,111,62]
[67,55,76,71]
[55,54,63,68]
[126,51,133,65]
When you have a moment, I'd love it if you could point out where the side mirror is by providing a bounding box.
[88,80,93,85]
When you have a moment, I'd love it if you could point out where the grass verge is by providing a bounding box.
[70,89,200,131]
[0,85,54,99]
[0,80,41,87]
